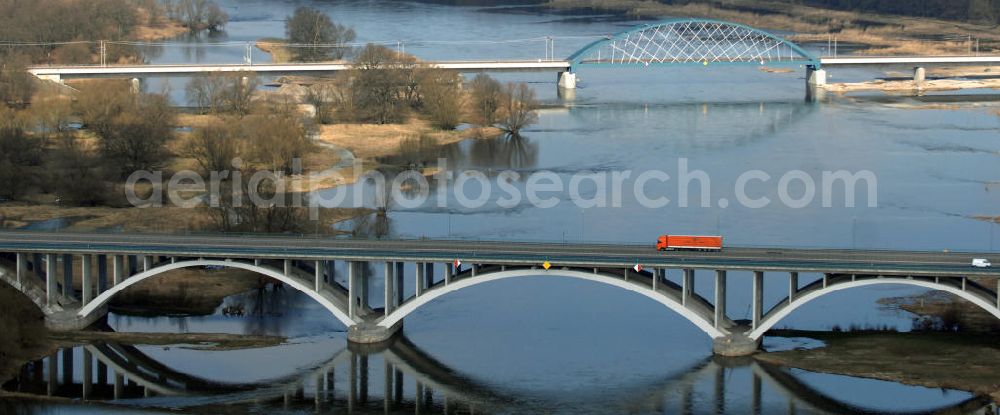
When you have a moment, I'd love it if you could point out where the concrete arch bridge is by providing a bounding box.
[1,231,998,357]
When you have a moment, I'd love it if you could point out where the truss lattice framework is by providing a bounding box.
[568,19,819,68]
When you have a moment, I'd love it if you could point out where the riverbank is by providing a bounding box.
[543,0,1000,55]
[823,78,1000,94]
[47,331,285,351]
[317,119,504,160]
[256,39,296,64]
[758,329,1000,401]
[879,287,1000,332]
[132,7,190,42]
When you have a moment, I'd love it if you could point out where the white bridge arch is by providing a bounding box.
[749,275,1000,339]
[379,267,727,339]
[76,259,356,327]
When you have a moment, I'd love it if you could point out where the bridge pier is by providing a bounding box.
[384,262,395,315]
[913,66,926,84]
[712,328,760,356]
[16,253,25,287]
[81,255,92,306]
[752,271,764,330]
[62,254,73,298]
[714,270,726,329]
[97,255,107,292]
[806,66,826,87]
[348,261,358,318]
[558,71,577,89]
[395,262,405,305]
[46,254,57,305]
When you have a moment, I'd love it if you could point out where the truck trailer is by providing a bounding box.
[656,234,724,251]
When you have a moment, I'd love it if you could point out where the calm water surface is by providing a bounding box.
[6,1,1000,413]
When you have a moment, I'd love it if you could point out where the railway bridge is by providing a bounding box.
[1,230,998,356]
[26,19,1000,94]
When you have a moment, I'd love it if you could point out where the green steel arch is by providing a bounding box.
[567,19,820,70]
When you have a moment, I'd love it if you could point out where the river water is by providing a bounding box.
[5,0,1000,413]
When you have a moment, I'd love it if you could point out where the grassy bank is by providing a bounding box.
[544,0,1000,55]
[758,330,1000,401]
[823,78,1000,94]
[256,39,296,64]
[317,118,503,160]
[47,331,285,351]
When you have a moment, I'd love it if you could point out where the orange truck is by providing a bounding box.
[656,234,724,251]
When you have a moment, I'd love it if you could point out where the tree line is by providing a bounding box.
[0,0,227,67]
[790,0,1000,24]
[284,7,539,135]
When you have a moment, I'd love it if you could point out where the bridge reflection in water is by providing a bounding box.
[3,334,993,414]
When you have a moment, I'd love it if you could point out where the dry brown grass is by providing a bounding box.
[131,6,190,41]
[108,267,265,316]
[924,66,1000,77]
[759,67,794,74]
[823,78,1000,93]
[316,118,502,160]
[48,331,285,350]
[132,20,188,41]
[256,39,294,64]
[0,203,216,233]
[546,0,1000,55]
[758,330,1000,401]
[974,215,1000,224]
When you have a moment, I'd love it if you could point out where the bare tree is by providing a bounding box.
[419,69,464,130]
[183,119,241,174]
[469,74,503,127]
[46,133,109,206]
[98,93,177,177]
[497,82,539,135]
[209,166,310,233]
[244,98,312,173]
[0,108,42,199]
[305,82,338,124]
[186,72,258,117]
[0,53,34,107]
[286,7,356,62]
[348,44,408,124]
[30,90,74,138]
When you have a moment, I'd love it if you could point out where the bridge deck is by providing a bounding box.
[28,60,573,79]
[820,55,1000,68]
[27,55,1000,80]
[0,231,995,277]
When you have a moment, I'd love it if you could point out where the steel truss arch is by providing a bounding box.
[568,19,819,70]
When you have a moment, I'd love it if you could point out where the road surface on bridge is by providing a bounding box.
[0,231,995,277]
[27,60,573,80]
[26,56,1000,80]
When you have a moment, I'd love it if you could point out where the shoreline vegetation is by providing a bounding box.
[0,5,540,360]
[759,329,1000,401]
[543,0,1000,55]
